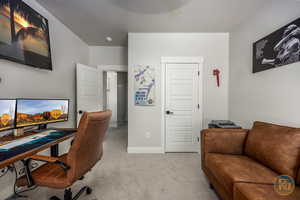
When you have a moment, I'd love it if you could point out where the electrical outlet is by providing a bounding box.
[145,132,151,139]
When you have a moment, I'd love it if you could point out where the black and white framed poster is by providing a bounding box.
[253,17,300,73]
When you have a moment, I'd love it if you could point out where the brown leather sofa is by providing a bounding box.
[201,121,300,200]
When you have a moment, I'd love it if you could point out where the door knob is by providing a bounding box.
[166,110,174,115]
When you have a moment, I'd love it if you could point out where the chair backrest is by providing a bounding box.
[66,110,111,183]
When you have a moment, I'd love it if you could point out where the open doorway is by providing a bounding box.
[117,72,128,126]
[103,71,128,128]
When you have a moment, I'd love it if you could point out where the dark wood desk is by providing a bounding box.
[0,129,76,168]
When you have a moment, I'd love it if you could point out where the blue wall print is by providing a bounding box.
[134,65,155,106]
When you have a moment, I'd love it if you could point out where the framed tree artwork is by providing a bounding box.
[0,0,52,70]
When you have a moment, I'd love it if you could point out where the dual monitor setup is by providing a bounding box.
[0,99,69,134]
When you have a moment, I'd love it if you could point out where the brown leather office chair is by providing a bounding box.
[18,110,112,200]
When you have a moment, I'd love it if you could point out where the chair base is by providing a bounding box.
[50,186,92,200]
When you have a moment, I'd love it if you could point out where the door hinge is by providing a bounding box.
[198,71,200,76]
[197,104,200,109]
[197,137,200,142]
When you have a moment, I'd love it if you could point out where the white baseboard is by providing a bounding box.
[127,147,164,154]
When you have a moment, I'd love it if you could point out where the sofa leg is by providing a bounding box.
[209,184,214,190]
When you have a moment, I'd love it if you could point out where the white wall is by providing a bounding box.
[0,0,89,198]
[128,33,229,151]
[89,46,128,114]
[229,0,300,129]
[89,46,127,66]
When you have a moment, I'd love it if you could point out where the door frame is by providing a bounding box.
[161,57,204,153]
[98,65,128,127]
[97,65,128,110]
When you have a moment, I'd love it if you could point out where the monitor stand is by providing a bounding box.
[38,124,48,131]
[30,124,48,133]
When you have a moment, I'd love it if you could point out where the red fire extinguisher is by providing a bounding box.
[213,69,220,87]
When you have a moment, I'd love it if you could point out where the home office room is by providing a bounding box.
[0,0,300,200]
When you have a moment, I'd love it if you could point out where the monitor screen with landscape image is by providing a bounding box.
[0,0,52,70]
[0,99,16,132]
[16,99,69,128]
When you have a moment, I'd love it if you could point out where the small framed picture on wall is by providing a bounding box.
[134,65,156,106]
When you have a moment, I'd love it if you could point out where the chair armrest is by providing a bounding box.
[201,129,249,168]
[30,155,59,162]
[30,155,71,171]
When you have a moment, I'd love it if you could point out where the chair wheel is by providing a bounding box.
[49,196,61,200]
[86,187,92,195]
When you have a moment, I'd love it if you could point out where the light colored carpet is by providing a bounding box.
[24,126,219,200]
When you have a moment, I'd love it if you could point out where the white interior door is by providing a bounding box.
[165,63,201,152]
[76,63,102,126]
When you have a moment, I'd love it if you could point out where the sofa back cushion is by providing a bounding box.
[245,121,300,178]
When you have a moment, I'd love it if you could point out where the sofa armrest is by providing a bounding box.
[201,128,249,168]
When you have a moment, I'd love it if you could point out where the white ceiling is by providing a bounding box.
[36,0,270,46]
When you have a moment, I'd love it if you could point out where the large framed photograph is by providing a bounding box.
[253,17,300,73]
[0,0,52,70]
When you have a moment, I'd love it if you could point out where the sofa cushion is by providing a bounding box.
[245,121,300,178]
[205,153,278,196]
[234,182,300,200]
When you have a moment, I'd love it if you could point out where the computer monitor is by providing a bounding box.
[0,99,16,132]
[16,99,69,128]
